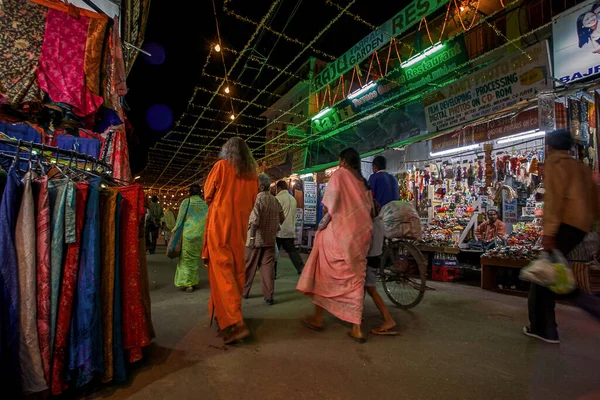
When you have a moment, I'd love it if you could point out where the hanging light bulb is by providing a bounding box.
[214,44,221,52]
[230,114,235,120]
[224,86,230,94]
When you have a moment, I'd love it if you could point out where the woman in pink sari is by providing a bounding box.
[297,148,374,342]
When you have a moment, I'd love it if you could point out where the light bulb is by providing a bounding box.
[230,114,235,120]
[460,6,465,11]
[214,44,221,52]
[224,86,230,94]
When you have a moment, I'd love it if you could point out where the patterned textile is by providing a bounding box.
[47,179,68,354]
[138,221,155,343]
[99,188,118,383]
[247,191,284,248]
[118,184,152,363]
[555,101,568,130]
[85,17,109,96]
[50,182,88,395]
[112,194,127,383]
[101,129,132,182]
[173,196,208,288]
[0,0,47,107]
[68,178,103,388]
[297,168,373,325]
[37,9,103,117]
[0,168,23,396]
[15,172,47,394]
[34,176,52,385]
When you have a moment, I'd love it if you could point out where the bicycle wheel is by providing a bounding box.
[379,241,427,309]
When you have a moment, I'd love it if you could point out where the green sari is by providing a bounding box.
[173,195,208,287]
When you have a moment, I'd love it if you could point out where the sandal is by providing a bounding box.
[301,316,324,332]
[371,327,399,336]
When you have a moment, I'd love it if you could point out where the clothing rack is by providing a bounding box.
[0,137,112,172]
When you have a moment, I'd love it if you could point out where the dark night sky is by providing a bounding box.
[125,0,401,174]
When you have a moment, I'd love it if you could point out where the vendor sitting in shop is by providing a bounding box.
[471,209,507,250]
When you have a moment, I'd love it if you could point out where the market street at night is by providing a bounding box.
[88,250,600,400]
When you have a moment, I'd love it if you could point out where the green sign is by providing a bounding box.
[311,108,342,133]
[348,37,468,113]
[313,0,450,91]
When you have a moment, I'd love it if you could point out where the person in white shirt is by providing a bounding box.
[275,180,304,276]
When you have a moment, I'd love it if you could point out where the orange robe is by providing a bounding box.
[203,160,257,329]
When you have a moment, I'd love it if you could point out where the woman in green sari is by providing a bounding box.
[173,184,208,292]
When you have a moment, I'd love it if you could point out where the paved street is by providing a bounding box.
[89,247,600,400]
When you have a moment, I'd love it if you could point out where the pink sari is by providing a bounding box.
[297,167,373,324]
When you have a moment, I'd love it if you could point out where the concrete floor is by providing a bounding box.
[88,246,600,400]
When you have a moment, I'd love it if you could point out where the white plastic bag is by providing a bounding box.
[519,250,575,294]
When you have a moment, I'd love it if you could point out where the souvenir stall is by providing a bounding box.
[0,0,152,396]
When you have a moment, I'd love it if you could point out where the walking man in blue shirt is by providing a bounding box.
[366,155,399,335]
[368,156,399,207]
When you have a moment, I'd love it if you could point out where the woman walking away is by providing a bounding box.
[524,129,600,343]
[173,184,208,292]
[298,148,374,343]
[203,137,258,344]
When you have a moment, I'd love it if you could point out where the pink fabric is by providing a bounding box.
[297,168,373,324]
[37,9,103,117]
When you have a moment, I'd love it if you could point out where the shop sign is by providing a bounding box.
[313,0,450,91]
[503,198,518,224]
[348,37,468,113]
[553,0,600,84]
[304,181,318,226]
[424,41,552,132]
[295,208,303,245]
[311,108,342,133]
[431,108,540,152]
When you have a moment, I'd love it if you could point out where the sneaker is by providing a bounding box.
[264,299,274,306]
[522,326,560,344]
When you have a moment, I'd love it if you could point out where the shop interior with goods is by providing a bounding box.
[281,92,600,296]
[0,0,153,397]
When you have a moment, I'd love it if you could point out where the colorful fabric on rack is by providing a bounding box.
[0,0,47,107]
[112,194,127,383]
[50,182,88,395]
[99,188,118,383]
[34,176,52,385]
[110,130,132,183]
[119,184,152,362]
[55,134,102,159]
[47,179,68,354]
[37,9,103,117]
[139,222,155,342]
[15,172,47,394]
[68,178,103,387]
[0,123,43,154]
[0,168,23,397]
[85,17,109,96]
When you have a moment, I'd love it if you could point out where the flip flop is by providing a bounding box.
[371,327,399,336]
[301,316,324,332]
[348,332,366,344]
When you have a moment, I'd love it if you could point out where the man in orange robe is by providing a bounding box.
[203,138,258,344]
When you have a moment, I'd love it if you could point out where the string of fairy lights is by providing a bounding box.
[169,0,538,190]
[143,0,530,193]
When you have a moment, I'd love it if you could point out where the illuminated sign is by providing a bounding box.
[313,0,450,91]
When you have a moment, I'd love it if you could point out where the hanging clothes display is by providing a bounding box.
[36,6,105,117]
[0,138,153,396]
[16,172,47,395]
[50,181,88,395]
[0,0,48,108]
[0,168,23,396]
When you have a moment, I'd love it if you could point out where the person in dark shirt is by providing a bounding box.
[368,156,399,208]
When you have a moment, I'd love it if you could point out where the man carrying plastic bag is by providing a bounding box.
[522,129,600,344]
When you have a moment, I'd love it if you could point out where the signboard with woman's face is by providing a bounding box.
[554,0,600,84]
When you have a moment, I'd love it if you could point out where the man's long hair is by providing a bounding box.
[220,137,257,178]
